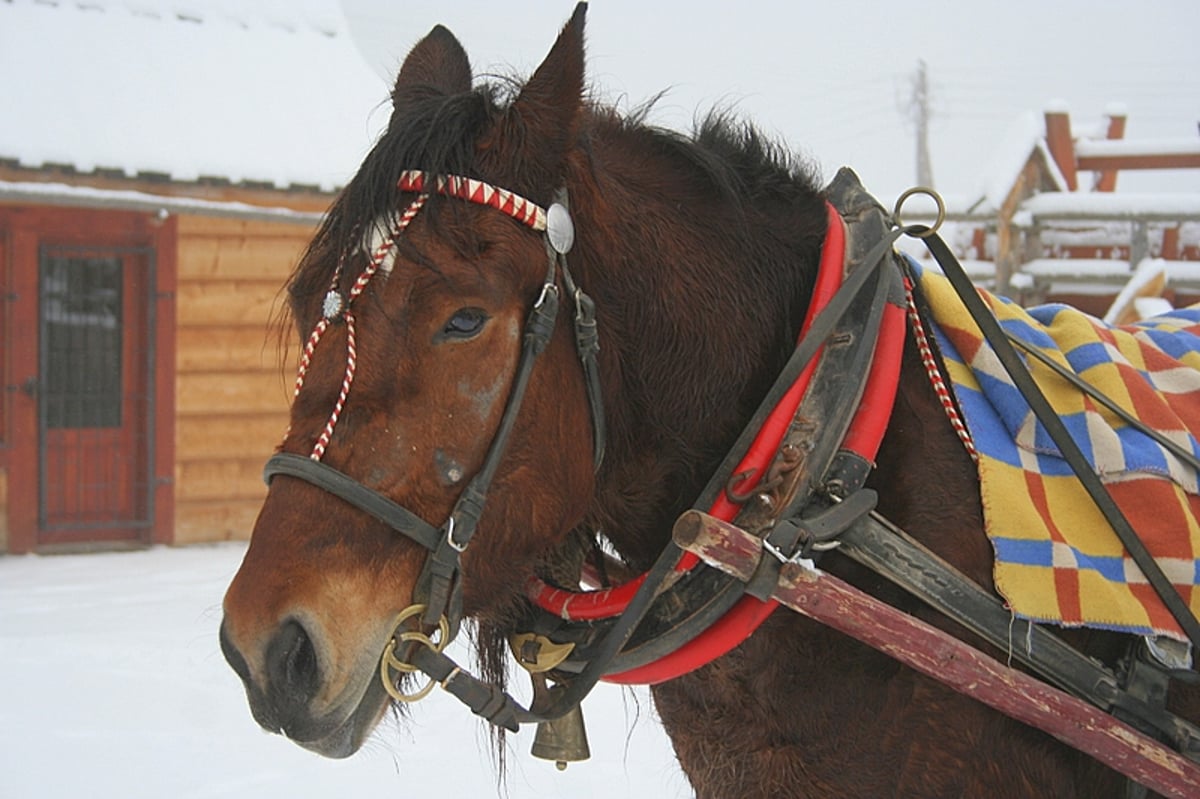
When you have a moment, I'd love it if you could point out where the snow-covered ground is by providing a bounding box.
[0,544,690,798]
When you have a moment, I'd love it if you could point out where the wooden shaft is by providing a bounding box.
[673,510,1200,798]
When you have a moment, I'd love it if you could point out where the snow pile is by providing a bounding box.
[1103,258,1168,324]
[0,544,688,798]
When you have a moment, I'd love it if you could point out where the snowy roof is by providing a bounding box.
[1020,192,1200,221]
[968,110,1068,215]
[1076,138,1200,161]
[0,178,325,223]
[0,0,391,192]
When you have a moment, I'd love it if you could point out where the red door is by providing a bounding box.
[3,206,173,552]
[36,245,153,545]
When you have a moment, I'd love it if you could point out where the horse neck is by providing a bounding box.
[568,145,826,568]
[872,329,992,586]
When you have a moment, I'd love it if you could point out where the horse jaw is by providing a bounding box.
[220,484,427,757]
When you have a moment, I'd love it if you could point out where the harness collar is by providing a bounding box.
[527,171,909,685]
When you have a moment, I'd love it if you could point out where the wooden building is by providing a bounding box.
[904,105,1200,316]
[0,1,386,552]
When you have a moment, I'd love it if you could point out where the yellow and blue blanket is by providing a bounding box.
[910,259,1200,640]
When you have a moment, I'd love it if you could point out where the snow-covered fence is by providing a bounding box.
[1013,193,1200,302]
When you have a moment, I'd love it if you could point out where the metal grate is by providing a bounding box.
[40,254,124,428]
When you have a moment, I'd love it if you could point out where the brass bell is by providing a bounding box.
[531,702,591,770]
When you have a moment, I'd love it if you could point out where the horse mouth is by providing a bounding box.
[220,618,395,759]
[290,673,392,759]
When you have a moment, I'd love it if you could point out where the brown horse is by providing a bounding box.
[219,5,1200,796]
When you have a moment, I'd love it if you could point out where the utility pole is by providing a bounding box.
[909,60,935,188]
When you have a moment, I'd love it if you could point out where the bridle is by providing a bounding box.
[263,169,606,699]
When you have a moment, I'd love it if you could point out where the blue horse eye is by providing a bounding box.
[442,307,488,339]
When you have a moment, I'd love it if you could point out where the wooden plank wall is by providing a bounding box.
[173,215,317,544]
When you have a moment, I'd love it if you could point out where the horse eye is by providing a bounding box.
[440,307,489,340]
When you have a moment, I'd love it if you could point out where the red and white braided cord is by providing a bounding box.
[288,172,551,462]
[292,194,428,460]
[904,276,978,462]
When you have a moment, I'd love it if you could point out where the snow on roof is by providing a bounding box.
[0,0,392,192]
[966,110,1067,215]
[0,177,325,223]
[1021,192,1200,220]
[1023,257,1200,286]
[1076,137,1200,160]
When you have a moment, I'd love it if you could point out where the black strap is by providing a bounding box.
[567,243,902,673]
[263,453,442,551]
[689,225,909,510]
[1007,334,1200,474]
[402,536,696,727]
[560,260,606,470]
[407,645,522,732]
[914,231,1200,650]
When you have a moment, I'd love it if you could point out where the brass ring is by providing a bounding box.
[893,186,946,239]
[378,604,452,703]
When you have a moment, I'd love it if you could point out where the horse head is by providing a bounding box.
[219,5,600,757]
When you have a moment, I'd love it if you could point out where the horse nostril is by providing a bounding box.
[266,618,322,707]
[219,619,252,684]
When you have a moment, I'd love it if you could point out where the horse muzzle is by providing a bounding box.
[218,615,392,758]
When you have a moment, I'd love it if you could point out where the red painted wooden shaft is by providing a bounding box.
[673,511,1200,799]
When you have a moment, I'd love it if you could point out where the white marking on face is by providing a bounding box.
[458,316,520,420]
[434,450,465,486]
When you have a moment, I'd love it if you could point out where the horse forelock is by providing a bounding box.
[285,89,495,310]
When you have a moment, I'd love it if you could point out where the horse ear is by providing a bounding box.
[503,3,587,177]
[392,25,473,106]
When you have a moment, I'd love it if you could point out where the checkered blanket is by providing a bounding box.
[909,259,1200,640]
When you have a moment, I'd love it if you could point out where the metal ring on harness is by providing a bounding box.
[893,186,946,238]
[380,604,452,703]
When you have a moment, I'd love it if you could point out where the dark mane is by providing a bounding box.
[287,83,823,321]
[582,102,824,231]
[668,108,821,207]
[287,85,506,312]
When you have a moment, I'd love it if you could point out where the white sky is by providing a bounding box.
[341,0,1200,203]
